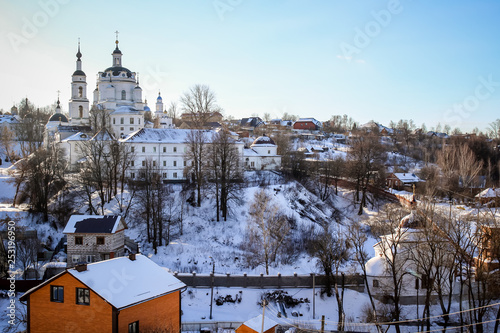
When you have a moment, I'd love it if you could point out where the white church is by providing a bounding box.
[46,35,280,181]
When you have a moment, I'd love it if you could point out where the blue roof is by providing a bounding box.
[144,106,151,111]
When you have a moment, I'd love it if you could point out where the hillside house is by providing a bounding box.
[475,225,500,271]
[475,188,500,206]
[63,215,128,268]
[20,254,186,333]
[386,173,422,191]
[292,118,322,132]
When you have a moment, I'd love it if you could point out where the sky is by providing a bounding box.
[0,0,499,132]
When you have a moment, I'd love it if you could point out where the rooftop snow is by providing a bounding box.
[240,314,278,332]
[393,173,421,183]
[63,215,123,234]
[120,128,217,144]
[476,188,500,198]
[110,105,140,115]
[68,254,186,309]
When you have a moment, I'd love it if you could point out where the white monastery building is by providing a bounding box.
[45,35,281,180]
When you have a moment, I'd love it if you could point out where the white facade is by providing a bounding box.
[68,42,90,126]
[243,136,281,171]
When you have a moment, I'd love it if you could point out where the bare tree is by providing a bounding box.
[489,119,500,140]
[243,189,290,275]
[0,126,16,162]
[207,129,242,221]
[308,222,350,331]
[184,130,208,207]
[180,84,222,128]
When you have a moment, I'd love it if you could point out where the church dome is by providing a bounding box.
[102,66,132,77]
[144,106,151,112]
[48,113,68,123]
[399,210,425,229]
[73,69,86,76]
[252,136,275,146]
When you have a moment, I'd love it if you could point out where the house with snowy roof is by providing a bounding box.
[475,188,500,206]
[243,136,281,171]
[63,215,129,267]
[386,172,422,191]
[20,254,186,333]
[292,118,322,132]
[236,314,278,333]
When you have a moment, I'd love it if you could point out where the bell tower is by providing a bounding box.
[69,39,90,126]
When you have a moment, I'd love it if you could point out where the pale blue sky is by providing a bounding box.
[1,0,499,132]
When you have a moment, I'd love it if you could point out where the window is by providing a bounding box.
[131,161,134,167]
[96,237,105,245]
[131,146,135,153]
[139,118,141,125]
[163,147,166,153]
[113,118,116,125]
[163,161,166,167]
[173,172,177,179]
[72,255,81,263]
[268,150,271,154]
[121,90,126,100]
[120,127,124,131]
[129,321,139,333]
[183,160,187,167]
[373,279,379,288]
[153,161,156,167]
[78,105,83,118]
[251,161,255,167]
[142,146,145,153]
[130,117,134,125]
[173,161,177,167]
[50,286,64,302]
[142,160,146,167]
[153,147,157,153]
[131,172,135,179]
[173,147,177,152]
[75,237,83,245]
[130,127,134,131]
[76,288,90,305]
[86,255,94,263]
[163,173,167,179]
[78,86,83,98]
[120,117,124,125]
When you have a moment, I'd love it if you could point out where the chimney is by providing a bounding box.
[75,263,87,272]
[129,253,136,261]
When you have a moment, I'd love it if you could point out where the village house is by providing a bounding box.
[386,173,422,191]
[63,215,129,268]
[475,224,500,271]
[292,118,322,132]
[475,188,500,206]
[20,254,186,333]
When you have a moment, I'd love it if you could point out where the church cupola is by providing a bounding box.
[112,31,122,67]
[155,91,163,113]
[73,39,85,77]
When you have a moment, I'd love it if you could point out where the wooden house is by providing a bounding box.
[386,173,422,191]
[63,215,128,268]
[20,254,186,333]
[292,118,322,131]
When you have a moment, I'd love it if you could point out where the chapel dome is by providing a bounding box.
[252,136,275,146]
[48,113,68,123]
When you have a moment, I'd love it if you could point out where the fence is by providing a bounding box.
[174,273,365,292]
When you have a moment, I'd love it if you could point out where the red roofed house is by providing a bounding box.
[292,118,322,131]
[20,254,186,333]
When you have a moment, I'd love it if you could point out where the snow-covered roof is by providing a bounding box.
[0,115,20,124]
[365,256,387,277]
[476,188,500,198]
[110,105,140,115]
[295,118,322,126]
[63,215,124,234]
[120,128,217,144]
[251,136,276,146]
[393,173,421,183]
[239,314,278,332]
[61,132,91,142]
[243,148,260,157]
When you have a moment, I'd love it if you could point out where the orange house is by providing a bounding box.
[236,315,278,333]
[20,254,186,333]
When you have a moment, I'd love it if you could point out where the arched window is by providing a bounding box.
[121,90,126,100]
[78,86,83,98]
[78,105,83,118]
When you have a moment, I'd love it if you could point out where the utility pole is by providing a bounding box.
[312,273,316,319]
[261,299,267,333]
[320,315,325,333]
[209,256,215,320]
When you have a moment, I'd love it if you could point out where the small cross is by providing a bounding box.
[57,90,60,99]
[115,30,119,42]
